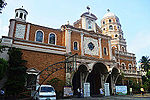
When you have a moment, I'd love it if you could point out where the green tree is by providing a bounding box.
[4,47,27,96]
[0,58,8,80]
[0,0,7,13]
[146,71,150,79]
[139,56,150,72]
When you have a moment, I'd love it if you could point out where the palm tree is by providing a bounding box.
[139,56,150,72]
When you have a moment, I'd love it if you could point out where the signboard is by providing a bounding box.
[84,83,90,97]
[104,83,110,96]
[115,86,127,95]
[64,86,73,97]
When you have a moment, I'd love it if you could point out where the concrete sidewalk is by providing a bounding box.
[58,93,150,100]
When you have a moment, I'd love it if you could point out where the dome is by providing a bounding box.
[103,9,118,19]
[81,12,97,20]
[15,8,28,14]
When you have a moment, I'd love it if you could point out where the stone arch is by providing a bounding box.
[106,67,120,94]
[87,62,109,95]
[72,64,88,95]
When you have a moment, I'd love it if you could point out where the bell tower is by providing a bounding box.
[80,6,97,32]
[15,6,28,22]
[101,9,127,52]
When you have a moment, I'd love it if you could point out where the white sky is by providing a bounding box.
[0,0,150,66]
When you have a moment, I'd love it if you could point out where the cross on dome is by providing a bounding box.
[107,9,110,12]
[87,6,90,12]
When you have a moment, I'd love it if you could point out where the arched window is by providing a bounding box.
[20,13,23,19]
[104,47,107,55]
[16,12,18,17]
[122,46,125,52]
[109,19,112,23]
[121,63,126,69]
[73,41,78,50]
[103,21,105,25]
[24,14,26,20]
[88,20,92,29]
[109,25,113,30]
[129,64,132,70]
[36,31,43,42]
[115,34,118,37]
[49,33,56,44]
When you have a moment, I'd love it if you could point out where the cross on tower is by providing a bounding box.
[87,6,90,12]
[107,9,110,12]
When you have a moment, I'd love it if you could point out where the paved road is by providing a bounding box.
[58,93,150,100]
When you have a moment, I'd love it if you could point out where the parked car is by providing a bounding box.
[34,85,56,100]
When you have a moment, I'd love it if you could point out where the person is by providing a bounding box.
[0,89,4,96]
[140,87,144,95]
[0,89,5,100]
[100,88,104,95]
[80,88,83,97]
[77,88,81,98]
[130,88,133,95]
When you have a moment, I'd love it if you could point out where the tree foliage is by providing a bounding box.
[139,56,150,72]
[4,47,27,96]
[0,0,7,13]
[0,58,8,80]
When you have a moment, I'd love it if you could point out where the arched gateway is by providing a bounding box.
[72,62,121,96]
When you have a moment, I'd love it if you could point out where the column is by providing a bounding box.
[65,30,71,53]
[99,38,102,58]
[81,33,84,56]
[8,20,15,37]
[108,40,112,60]
[110,74,114,94]
[26,24,30,40]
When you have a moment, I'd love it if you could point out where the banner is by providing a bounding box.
[115,86,127,95]
[64,86,73,97]
[84,83,90,97]
[104,83,110,96]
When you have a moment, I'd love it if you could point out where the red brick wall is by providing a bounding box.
[21,50,66,91]
[71,31,81,55]
[101,38,110,60]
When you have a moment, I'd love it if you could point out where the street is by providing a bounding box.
[58,93,150,100]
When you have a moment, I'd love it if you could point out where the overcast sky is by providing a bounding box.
[0,0,150,66]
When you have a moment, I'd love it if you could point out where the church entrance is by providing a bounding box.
[106,67,120,95]
[72,64,88,95]
[87,63,108,96]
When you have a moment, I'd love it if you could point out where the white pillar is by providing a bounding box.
[81,33,84,56]
[8,20,15,37]
[118,44,120,51]
[99,38,102,58]
[65,30,71,53]
[26,24,30,40]
[108,40,112,60]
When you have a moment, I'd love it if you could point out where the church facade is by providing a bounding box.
[1,7,141,95]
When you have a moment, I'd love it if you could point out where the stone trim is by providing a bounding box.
[14,41,66,51]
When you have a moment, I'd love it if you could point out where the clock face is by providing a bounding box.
[88,42,95,51]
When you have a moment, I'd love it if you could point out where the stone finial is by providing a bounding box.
[107,9,110,12]
[87,6,90,12]
[67,21,70,25]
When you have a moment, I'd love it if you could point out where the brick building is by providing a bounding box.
[1,7,141,95]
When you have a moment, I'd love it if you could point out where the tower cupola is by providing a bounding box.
[101,9,122,39]
[15,6,28,21]
[101,9,127,52]
[80,6,97,32]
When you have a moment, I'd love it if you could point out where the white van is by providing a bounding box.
[35,85,56,100]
